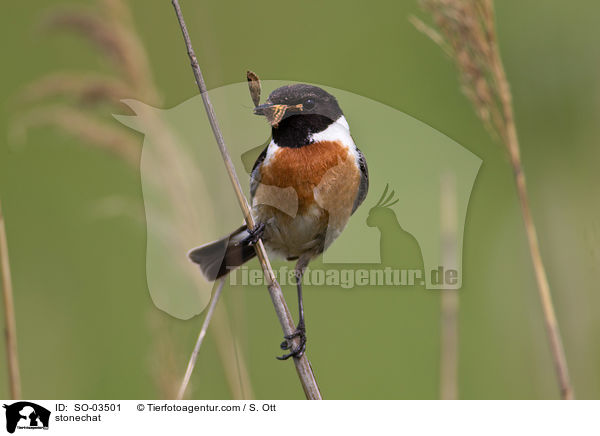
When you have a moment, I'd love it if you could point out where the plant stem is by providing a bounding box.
[440,173,458,400]
[0,198,22,399]
[486,8,573,399]
[513,162,573,399]
[414,0,574,400]
[211,300,255,399]
[177,278,225,399]
[170,0,322,400]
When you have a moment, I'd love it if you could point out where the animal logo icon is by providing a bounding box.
[367,184,424,273]
[3,402,50,434]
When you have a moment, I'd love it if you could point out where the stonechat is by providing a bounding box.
[189,84,369,359]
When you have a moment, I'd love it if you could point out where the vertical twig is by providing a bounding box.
[413,0,574,399]
[0,198,22,399]
[170,0,322,399]
[484,2,573,400]
[491,59,574,402]
[211,301,255,399]
[440,173,458,400]
[177,278,225,399]
[19,0,256,399]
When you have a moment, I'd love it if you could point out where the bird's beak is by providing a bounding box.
[254,102,303,127]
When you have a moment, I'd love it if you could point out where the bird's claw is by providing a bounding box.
[276,325,306,360]
[238,222,265,246]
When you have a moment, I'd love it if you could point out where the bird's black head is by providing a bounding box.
[254,84,344,148]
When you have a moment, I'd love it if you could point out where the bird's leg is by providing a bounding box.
[238,222,265,246]
[277,259,308,360]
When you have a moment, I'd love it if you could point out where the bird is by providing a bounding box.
[188,83,369,359]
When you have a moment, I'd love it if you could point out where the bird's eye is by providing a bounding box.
[303,98,315,110]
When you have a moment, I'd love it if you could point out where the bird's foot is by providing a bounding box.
[239,222,265,246]
[277,324,306,360]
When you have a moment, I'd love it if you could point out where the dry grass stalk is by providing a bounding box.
[171,0,322,400]
[413,0,573,399]
[19,73,131,107]
[13,105,140,166]
[0,199,22,399]
[440,173,459,400]
[43,9,158,102]
[149,313,182,400]
[210,295,255,399]
[177,279,225,399]
[17,0,254,399]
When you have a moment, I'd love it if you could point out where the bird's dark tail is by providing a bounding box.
[188,225,257,281]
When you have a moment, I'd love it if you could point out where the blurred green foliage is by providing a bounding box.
[0,0,599,399]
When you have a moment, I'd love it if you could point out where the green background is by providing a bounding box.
[1,0,599,399]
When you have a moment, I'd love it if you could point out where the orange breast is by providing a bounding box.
[259,140,360,215]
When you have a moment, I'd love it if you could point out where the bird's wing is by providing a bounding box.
[249,145,268,199]
[352,147,369,214]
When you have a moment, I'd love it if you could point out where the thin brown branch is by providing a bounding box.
[513,159,573,399]
[177,278,226,399]
[171,0,322,400]
[484,2,572,401]
[0,199,22,399]
[413,0,573,399]
[211,295,255,399]
[440,173,458,400]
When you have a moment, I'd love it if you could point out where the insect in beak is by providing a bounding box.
[254,103,303,127]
